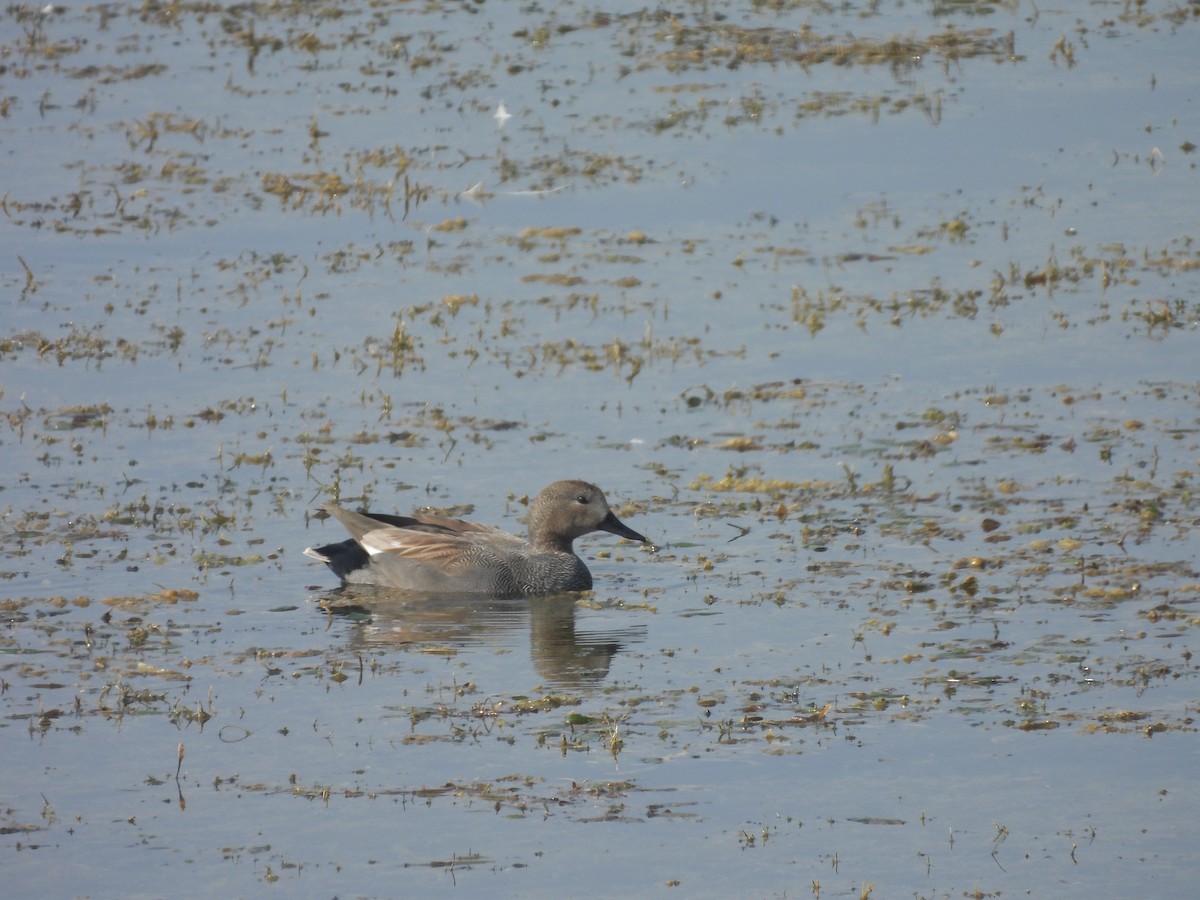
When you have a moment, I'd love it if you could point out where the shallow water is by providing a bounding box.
[3,0,1198,897]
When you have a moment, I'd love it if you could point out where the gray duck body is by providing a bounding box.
[304,480,649,595]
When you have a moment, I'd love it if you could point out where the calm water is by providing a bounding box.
[3,1,1198,897]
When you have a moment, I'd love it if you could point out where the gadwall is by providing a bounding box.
[304,480,649,594]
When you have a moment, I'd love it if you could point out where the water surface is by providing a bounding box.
[3,1,1198,897]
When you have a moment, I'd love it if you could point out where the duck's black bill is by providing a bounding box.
[599,511,649,544]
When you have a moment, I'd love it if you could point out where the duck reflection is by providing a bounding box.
[316,589,646,688]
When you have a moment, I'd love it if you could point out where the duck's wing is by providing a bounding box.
[319,503,523,569]
[409,510,515,538]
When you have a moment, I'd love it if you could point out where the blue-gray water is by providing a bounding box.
[3,1,1197,897]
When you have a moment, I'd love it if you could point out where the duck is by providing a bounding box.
[304,479,649,594]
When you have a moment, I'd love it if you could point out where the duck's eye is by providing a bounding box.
[576,494,589,504]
